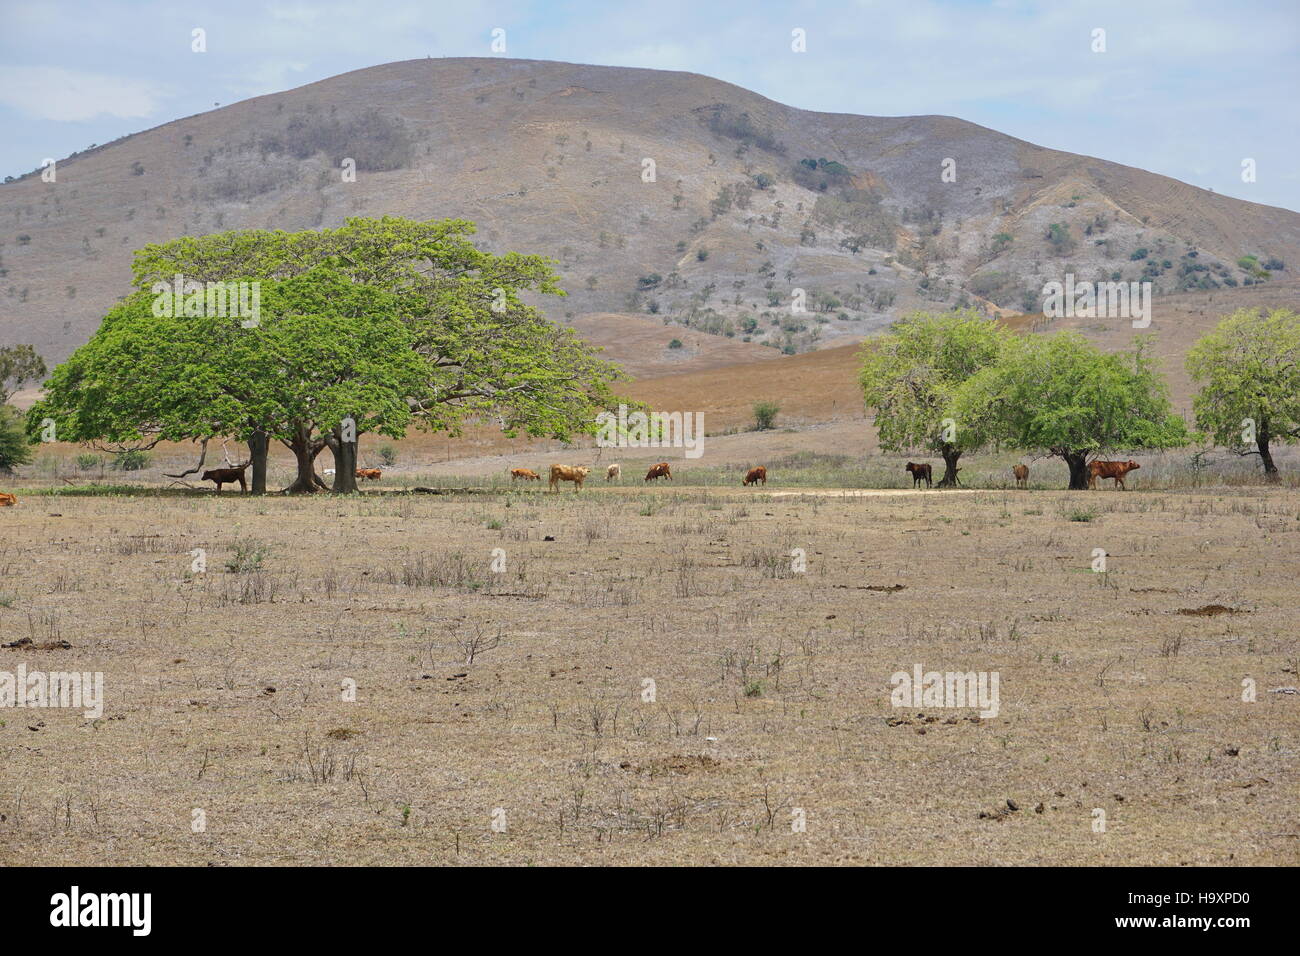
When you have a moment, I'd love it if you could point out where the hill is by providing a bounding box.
[3,56,1299,373]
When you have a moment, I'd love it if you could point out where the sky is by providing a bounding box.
[2,0,1297,211]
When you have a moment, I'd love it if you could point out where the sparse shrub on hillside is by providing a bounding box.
[752,401,780,431]
[668,339,683,350]
[204,165,296,201]
[793,157,852,192]
[1045,222,1075,255]
[76,453,103,471]
[700,105,786,155]
[377,444,398,467]
[257,110,413,171]
[968,271,1020,307]
[813,188,898,253]
[696,247,710,261]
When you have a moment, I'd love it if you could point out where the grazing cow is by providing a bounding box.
[742,466,767,486]
[0,492,17,507]
[644,462,672,482]
[1012,464,1029,488]
[606,463,621,482]
[549,464,591,492]
[905,462,932,489]
[1088,459,1140,490]
[201,465,248,493]
[510,468,540,482]
[355,468,382,481]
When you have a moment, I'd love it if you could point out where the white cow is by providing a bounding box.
[606,463,621,482]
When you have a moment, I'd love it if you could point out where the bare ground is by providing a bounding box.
[0,481,1296,866]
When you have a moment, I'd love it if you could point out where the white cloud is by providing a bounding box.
[0,66,163,121]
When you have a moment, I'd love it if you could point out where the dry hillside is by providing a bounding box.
[2,56,1298,371]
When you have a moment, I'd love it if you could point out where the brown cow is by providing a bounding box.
[355,468,382,481]
[0,492,17,507]
[549,464,590,492]
[742,466,767,486]
[644,462,672,482]
[1012,464,1029,488]
[905,462,932,489]
[510,468,540,482]
[201,465,248,493]
[1088,459,1140,490]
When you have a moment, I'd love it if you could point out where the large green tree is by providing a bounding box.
[35,217,626,493]
[859,308,1010,486]
[1186,307,1300,478]
[30,268,426,494]
[953,332,1190,489]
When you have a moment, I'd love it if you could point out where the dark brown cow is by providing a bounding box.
[510,468,540,482]
[1088,459,1140,490]
[905,462,932,489]
[201,465,248,493]
[644,462,672,482]
[356,468,383,481]
[1012,464,1029,488]
[742,466,767,486]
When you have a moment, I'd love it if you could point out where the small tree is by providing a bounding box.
[859,309,1009,486]
[1186,307,1300,478]
[753,401,780,431]
[0,405,33,474]
[0,345,46,405]
[955,332,1190,489]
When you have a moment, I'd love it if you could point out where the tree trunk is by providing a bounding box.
[248,429,269,495]
[936,445,962,488]
[1065,451,1091,490]
[1258,430,1279,480]
[285,430,320,495]
[329,429,360,495]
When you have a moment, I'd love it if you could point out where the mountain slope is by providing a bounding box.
[2,56,1298,369]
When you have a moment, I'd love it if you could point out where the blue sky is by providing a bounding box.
[2,0,1297,210]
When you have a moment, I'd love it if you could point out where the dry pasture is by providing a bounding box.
[0,484,1296,865]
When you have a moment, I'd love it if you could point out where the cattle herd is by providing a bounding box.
[0,458,1153,505]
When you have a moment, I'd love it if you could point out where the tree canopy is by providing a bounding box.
[953,332,1191,488]
[31,217,627,493]
[30,267,427,491]
[859,308,1010,485]
[1186,307,1300,476]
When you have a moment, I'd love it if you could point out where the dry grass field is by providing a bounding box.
[1,476,1296,865]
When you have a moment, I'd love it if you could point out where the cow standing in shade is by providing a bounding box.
[905,462,932,489]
